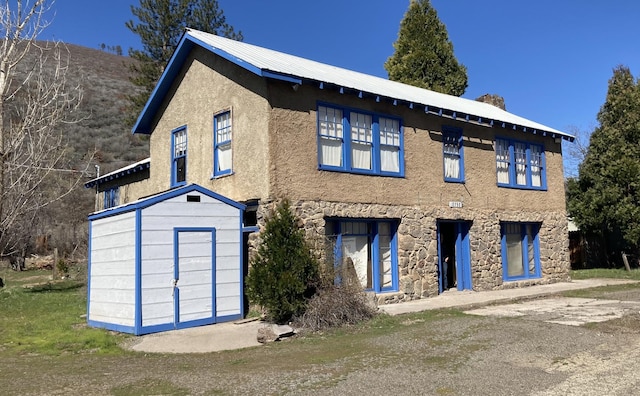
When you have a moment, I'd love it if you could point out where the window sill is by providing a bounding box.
[497,184,547,191]
[318,166,404,178]
[211,171,234,180]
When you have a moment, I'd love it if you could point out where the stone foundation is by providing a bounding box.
[251,199,571,305]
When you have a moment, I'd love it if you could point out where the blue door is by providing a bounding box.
[437,221,472,293]
[173,228,216,329]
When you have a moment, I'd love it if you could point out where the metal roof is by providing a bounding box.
[84,158,150,188]
[133,28,573,141]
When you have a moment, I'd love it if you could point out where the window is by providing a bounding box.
[171,127,187,187]
[103,187,119,209]
[214,111,232,176]
[495,138,545,189]
[443,127,464,182]
[501,222,541,281]
[318,104,403,176]
[327,219,398,292]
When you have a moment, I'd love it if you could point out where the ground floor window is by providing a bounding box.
[501,222,541,281]
[326,219,398,292]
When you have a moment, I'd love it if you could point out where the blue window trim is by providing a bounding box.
[213,110,233,177]
[171,126,187,187]
[500,222,542,282]
[317,102,404,177]
[329,218,399,293]
[103,186,119,209]
[495,137,546,190]
[442,126,465,183]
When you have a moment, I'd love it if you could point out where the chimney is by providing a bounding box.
[475,94,506,111]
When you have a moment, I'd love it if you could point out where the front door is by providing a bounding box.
[173,228,216,329]
[437,221,472,293]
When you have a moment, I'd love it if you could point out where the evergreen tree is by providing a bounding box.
[567,65,640,263]
[125,0,242,127]
[245,200,319,323]
[385,0,467,96]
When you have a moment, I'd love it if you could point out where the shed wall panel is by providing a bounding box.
[89,212,137,326]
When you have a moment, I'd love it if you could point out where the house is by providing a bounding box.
[87,184,245,335]
[86,28,574,305]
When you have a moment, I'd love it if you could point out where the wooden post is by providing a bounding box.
[53,248,58,279]
[622,251,631,272]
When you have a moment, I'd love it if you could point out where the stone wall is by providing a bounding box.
[253,199,571,305]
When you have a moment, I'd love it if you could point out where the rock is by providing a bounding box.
[256,324,296,343]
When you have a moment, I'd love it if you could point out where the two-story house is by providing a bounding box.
[86,28,574,304]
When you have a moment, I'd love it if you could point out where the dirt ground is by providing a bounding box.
[2,287,640,395]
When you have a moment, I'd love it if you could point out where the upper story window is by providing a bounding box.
[213,111,232,177]
[171,127,187,187]
[318,104,403,177]
[495,138,545,190]
[103,187,119,209]
[443,127,464,183]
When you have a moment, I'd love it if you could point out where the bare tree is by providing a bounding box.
[0,0,90,259]
[563,124,594,179]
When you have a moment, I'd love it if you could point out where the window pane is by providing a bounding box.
[381,146,399,172]
[496,139,510,184]
[526,225,536,275]
[320,137,343,167]
[514,142,527,185]
[352,142,372,170]
[505,225,524,277]
[342,235,371,289]
[174,130,187,156]
[217,142,232,172]
[530,145,542,187]
[176,156,186,183]
[378,223,392,288]
[319,106,343,138]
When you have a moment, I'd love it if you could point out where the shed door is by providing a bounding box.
[173,228,216,328]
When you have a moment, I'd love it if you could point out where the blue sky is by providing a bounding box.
[46,1,639,161]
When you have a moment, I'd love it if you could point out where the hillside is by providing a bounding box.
[15,43,148,259]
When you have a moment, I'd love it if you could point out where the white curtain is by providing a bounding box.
[352,142,372,170]
[505,224,524,277]
[444,153,459,179]
[320,137,342,167]
[515,142,527,185]
[530,146,542,187]
[496,140,510,184]
[217,143,232,172]
[381,146,399,172]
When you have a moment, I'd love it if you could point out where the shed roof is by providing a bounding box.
[133,28,573,142]
[88,184,245,221]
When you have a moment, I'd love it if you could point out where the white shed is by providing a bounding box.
[87,184,246,335]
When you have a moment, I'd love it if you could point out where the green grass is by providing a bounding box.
[0,268,130,356]
[571,268,640,280]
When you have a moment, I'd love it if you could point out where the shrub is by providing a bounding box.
[295,260,378,331]
[245,200,319,323]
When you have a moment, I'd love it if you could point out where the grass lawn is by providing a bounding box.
[1,266,639,395]
[571,267,640,280]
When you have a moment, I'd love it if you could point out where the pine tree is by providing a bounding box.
[567,65,640,263]
[245,200,319,323]
[385,0,467,96]
[125,0,242,127]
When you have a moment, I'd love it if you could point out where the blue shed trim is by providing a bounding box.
[87,320,136,335]
[86,220,93,325]
[88,184,246,221]
[134,209,143,335]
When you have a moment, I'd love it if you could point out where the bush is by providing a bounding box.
[295,261,378,331]
[245,200,319,323]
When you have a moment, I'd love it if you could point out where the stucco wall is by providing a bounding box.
[140,47,272,202]
[266,80,566,213]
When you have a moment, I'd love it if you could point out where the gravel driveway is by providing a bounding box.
[3,286,640,395]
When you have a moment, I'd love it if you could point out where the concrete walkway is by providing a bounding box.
[378,278,638,315]
[128,278,637,354]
